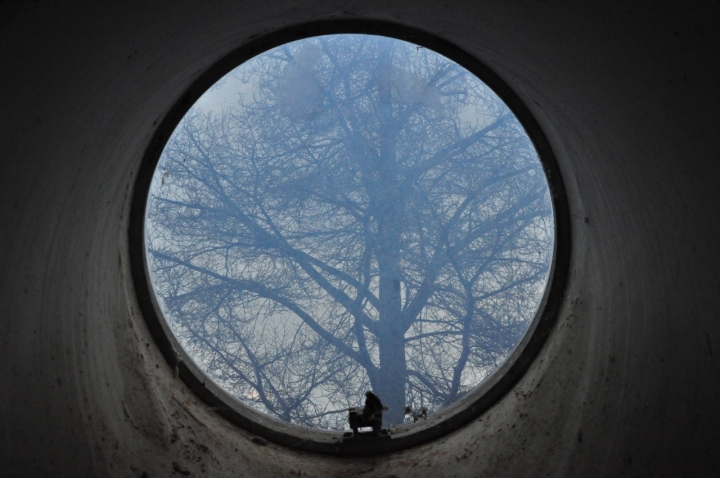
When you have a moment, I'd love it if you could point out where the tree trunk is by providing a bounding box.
[372,50,407,426]
[374,277,407,425]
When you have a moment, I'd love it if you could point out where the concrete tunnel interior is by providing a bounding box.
[1,1,719,476]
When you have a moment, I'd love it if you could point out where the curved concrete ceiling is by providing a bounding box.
[1,1,719,476]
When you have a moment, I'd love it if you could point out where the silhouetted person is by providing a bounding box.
[362,391,384,421]
[347,391,389,437]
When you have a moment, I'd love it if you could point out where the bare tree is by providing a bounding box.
[146,35,553,428]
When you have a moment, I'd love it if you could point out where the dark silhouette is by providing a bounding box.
[361,391,385,421]
[347,391,388,437]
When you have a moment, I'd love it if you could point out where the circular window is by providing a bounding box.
[130,23,568,455]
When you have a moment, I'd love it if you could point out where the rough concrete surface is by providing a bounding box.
[1,1,719,476]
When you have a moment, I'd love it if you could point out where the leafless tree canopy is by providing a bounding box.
[145,35,554,429]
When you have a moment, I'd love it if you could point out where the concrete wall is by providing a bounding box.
[1,1,719,476]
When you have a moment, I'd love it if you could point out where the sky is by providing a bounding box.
[145,34,555,431]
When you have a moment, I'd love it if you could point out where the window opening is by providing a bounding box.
[143,33,555,435]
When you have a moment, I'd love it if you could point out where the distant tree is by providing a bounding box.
[146,35,553,428]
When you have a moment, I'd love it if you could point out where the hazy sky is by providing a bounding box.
[146,34,554,431]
